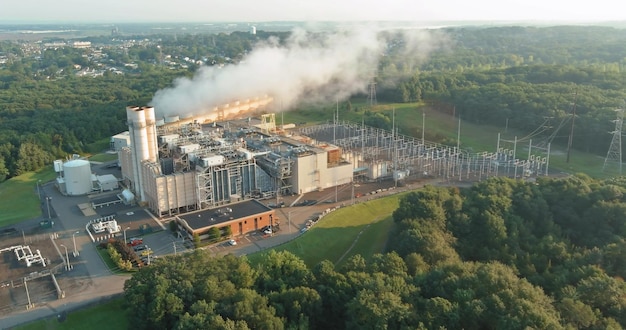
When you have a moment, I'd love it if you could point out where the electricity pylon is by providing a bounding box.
[603,108,623,175]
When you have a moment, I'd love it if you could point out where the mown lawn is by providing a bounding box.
[0,168,57,227]
[88,152,118,163]
[16,297,128,330]
[249,194,404,268]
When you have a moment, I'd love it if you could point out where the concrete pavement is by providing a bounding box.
[0,183,129,329]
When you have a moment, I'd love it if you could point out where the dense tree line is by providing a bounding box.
[0,70,186,178]
[376,26,626,156]
[124,175,626,329]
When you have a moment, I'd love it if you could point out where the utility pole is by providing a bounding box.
[422,111,425,145]
[60,244,70,270]
[392,108,398,188]
[603,108,624,174]
[288,211,292,234]
[457,115,461,151]
[334,97,338,145]
[36,180,41,201]
[45,197,51,219]
[123,227,130,244]
[351,184,355,205]
[24,278,33,309]
[566,92,578,163]
[72,231,80,257]
[145,245,150,265]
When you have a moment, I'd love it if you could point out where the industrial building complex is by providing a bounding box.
[112,96,355,240]
[49,95,551,241]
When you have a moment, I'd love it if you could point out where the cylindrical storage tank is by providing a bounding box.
[64,159,92,195]
[121,189,135,204]
[53,160,64,173]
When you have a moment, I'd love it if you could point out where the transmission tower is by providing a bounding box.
[367,75,377,108]
[603,108,623,175]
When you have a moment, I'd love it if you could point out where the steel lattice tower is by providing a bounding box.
[603,108,623,175]
[367,75,377,108]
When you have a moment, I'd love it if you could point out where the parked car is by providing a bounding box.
[133,245,147,252]
[228,239,237,246]
[259,225,279,234]
[128,238,143,246]
[141,255,157,263]
[296,199,317,206]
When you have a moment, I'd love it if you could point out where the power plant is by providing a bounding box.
[108,94,553,231]
[117,96,354,218]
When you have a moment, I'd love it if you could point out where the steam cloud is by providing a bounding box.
[150,26,446,118]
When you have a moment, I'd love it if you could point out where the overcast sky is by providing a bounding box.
[2,0,624,23]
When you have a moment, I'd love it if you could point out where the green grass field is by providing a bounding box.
[249,194,403,268]
[0,168,57,227]
[0,151,118,227]
[16,297,128,330]
[88,153,118,163]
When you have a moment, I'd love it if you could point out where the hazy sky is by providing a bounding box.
[2,0,624,23]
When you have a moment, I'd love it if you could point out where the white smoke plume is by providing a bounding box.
[150,26,446,118]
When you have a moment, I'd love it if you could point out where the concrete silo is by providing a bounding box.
[63,159,93,195]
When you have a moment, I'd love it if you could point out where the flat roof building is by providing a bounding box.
[175,199,277,239]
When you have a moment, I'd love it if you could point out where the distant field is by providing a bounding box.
[249,194,403,268]
[16,297,128,330]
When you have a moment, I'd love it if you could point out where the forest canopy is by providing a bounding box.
[124,175,626,329]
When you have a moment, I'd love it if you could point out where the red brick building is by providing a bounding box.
[175,200,277,240]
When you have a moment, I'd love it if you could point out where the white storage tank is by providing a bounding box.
[64,159,92,195]
[121,189,135,204]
